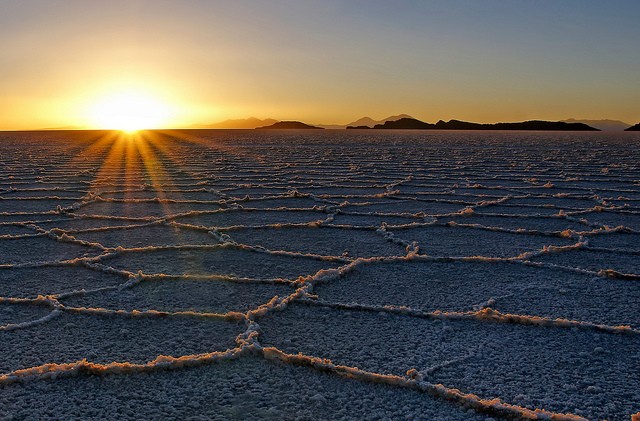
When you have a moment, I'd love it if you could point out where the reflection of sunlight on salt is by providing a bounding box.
[66,130,213,252]
[156,129,268,164]
[133,133,172,210]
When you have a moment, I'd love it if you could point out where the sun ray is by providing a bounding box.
[92,133,129,192]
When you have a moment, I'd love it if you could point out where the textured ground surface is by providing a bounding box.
[1,129,639,420]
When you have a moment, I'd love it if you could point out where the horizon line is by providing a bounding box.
[4,116,638,133]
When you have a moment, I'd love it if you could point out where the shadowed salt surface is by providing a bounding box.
[227,226,407,257]
[0,301,51,326]
[0,236,101,264]
[395,225,574,257]
[0,357,486,420]
[172,209,328,227]
[532,248,640,275]
[0,266,126,298]
[314,260,640,327]
[72,225,220,248]
[260,304,640,421]
[1,130,639,420]
[0,312,241,372]
[61,279,294,314]
[104,248,342,279]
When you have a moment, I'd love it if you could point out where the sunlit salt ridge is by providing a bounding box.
[0,130,639,420]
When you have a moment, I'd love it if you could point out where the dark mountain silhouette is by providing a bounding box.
[256,121,324,130]
[344,114,413,129]
[373,118,599,131]
[346,125,373,130]
[373,118,435,129]
[200,117,278,129]
[562,119,631,131]
[625,123,640,131]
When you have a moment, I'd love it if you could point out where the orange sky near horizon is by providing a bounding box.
[1,1,639,130]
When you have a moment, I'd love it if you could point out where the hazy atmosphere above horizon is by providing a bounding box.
[1,0,639,130]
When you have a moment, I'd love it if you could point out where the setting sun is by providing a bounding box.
[88,91,174,132]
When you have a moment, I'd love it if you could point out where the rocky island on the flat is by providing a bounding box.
[625,123,640,131]
[366,118,599,131]
[256,121,324,130]
[561,119,631,131]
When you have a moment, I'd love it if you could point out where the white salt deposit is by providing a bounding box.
[0,130,639,419]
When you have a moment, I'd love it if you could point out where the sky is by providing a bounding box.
[1,0,639,130]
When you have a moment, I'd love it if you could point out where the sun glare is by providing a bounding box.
[89,91,173,132]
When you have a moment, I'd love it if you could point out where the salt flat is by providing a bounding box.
[0,129,639,420]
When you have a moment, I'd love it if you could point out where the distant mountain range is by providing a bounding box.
[198,117,278,129]
[352,118,599,131]
[256,121,323,130]
[30,115,639,132]
[201,115,635,131]
[561,119,631,131]
[205,114,416,130]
